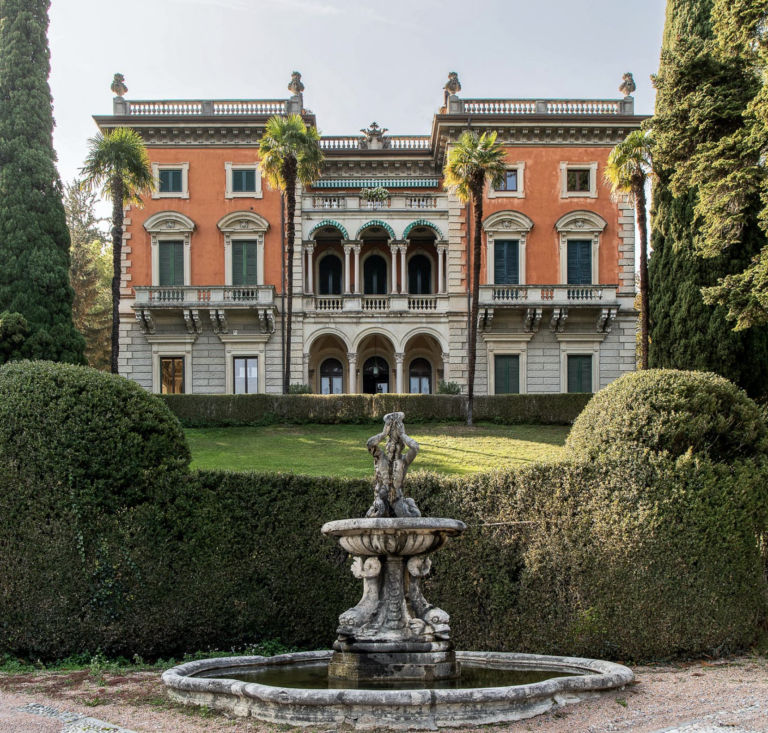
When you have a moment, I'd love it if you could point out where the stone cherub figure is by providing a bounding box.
[288,71,305,96]
[619,72,636,97]
[365,412,421,518]
[111,73,127,98]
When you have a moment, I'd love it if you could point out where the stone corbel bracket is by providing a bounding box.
[183,309,202,334]
[209,309,229,334]
[523,307,542,333]
[479,307,494,331]
[258,308,276,334]
[596,306,618,333]
[550,307,568,332]
[135,309,155,335]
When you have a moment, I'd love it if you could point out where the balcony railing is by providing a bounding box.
[303,192,446,212]
[134,285,275,306]
[408,296,438,312]
[307,293,448,314]
[362,296,389,312]
[318,136,431,151]
[314,296,343,311]
[311,195,344,209]
[479,284,617,306]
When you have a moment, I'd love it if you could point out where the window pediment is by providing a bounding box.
[555,210,607,234]
[217,211,270,234]
[483,211,534,233]
[144,211,196,234]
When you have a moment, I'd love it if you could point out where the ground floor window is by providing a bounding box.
[409,358,432,394]
[567,354,593,393]
[160,357,184,394]
[494,354,520,394]
[234,356,258,394]
[363,356,389,394]
[320,358,343,394]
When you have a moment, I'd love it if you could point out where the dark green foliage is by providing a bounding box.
[566,369,768,462]
[160,393,591,427]
[648,0,768,396]
[0,311,29,363]
[0,0,85,363]
[0,361,190,513]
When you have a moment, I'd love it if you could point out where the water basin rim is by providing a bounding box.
[322,517,467,536]
[163,650,634,706]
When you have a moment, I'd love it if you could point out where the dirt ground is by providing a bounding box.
[0,656,767,732]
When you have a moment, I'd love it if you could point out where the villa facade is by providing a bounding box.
[94,74,642,396]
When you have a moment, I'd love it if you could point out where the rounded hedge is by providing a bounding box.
[0,361,190,512]
[566,369,768,463]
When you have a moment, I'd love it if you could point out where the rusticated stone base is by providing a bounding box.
[328,644,459,683]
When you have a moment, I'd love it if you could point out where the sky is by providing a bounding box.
[48,0,668,188]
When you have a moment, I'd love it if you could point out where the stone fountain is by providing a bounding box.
[163,413,634,729]
[322,411,465,683]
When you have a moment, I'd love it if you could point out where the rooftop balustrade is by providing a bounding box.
[458,98,633,116]
[118,99,290,116]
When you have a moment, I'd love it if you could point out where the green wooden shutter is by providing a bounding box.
[495,355,520,394]
[494,240,519,285]
[245,241,258,284]
[567,355,592,393]
[232,242,244,286]
[567,240,591,285]
[233,241,258,285]
[159,240,184,286]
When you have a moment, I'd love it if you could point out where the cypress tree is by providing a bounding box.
[648,0,768,397]
[0,0,85,363]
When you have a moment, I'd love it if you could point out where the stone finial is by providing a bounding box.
[359,121,389,150]
[365,412,421,518]
[619,72,636,97]
[444,71,461,95]
[288,70,305,95]
[111,73,127,98]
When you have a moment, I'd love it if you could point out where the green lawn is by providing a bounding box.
[185,423,570,477]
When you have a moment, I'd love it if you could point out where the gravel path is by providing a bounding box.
[0,656,766,732]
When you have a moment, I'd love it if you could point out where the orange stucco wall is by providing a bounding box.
[479,145,622,285]
[127,147,284,291]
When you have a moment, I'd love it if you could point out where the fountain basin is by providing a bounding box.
[321,517,466,556]
[162,650,634,729]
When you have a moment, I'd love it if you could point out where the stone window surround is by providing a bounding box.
[555,210,607,285]
[488,162,525,199]
[145,211,196,287]
[152,162,190,199]
[218,211,269,287]
[147,333,196,394]
[555,333,605,393]
[483,211,534,286]
[218,333,270,394]
[224,161,263,199]
[484,333,533,395]
[560,161,598,199]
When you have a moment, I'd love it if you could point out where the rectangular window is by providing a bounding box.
[158,240,184,286]
[494,355,520,394]
[232,168,257,193]
[233,356,258,394]
[160,357,184,394]
[321,375,343,394]
[567,355,593,393]
[495,170,518,192]
[494,239,519,285]
[567,239,592,285]
[231,240,259,286]
[566,168,591,192]
[159,168,183,193]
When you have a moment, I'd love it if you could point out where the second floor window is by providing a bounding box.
[567,239,592,285]
[158,240,184,286]
[408,254,432,295]
[496,170,518,192]
[364,254,387,294]
[232,240,259,286]
[566,168,591,193]
[318,255,342,295]
[159,168,183,193]
[232,168,257,193]
[494,240,519,285]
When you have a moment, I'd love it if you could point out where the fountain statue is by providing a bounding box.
[323,412,464,682]
[163,412,634,729]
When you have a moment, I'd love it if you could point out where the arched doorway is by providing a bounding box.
[409,357,432,394]
[363,356,390,394]
[318,254,342,294]
[408,254,432,294]
[363,254,388,294]
[320,358,343,394]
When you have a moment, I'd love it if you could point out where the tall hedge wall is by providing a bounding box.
[161,392,591,427]
[2,455,765,662]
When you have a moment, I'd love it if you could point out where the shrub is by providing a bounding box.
[0,361,189,512]
[437,380,461,395]
[288,383,312,394]
[566,369,768,463]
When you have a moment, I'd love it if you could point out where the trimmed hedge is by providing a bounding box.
[567,369,768,463]
[161,392,591,427]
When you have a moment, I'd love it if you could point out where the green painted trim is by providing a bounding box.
[356,220,396,240]
[309,219,349,239]
[403,219,444,239]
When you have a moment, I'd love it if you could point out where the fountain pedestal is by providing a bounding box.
[322,517,466,683]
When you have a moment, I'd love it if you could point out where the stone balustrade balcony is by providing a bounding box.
[306,293,449,315]
[304,193,446,212]
[478,284,619,307]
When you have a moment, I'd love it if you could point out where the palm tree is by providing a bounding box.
[604,129,653,369]
[80,128,153,374]
[259,114,323,393]
[444,130,506,425]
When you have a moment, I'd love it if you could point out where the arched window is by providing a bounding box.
[318,254,342,295]
[408,254,432,294]
[363,254,387,295]
[363,356,389,394]
[409,358,432,394]
[320,358,343,394]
